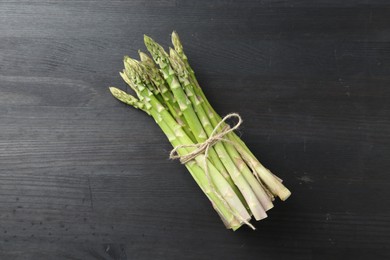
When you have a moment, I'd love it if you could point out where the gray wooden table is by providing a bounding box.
[0,1,389,259]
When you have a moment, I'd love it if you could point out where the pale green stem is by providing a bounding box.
[171,32,291,201]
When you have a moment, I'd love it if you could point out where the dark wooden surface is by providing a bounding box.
[1,1,389,259]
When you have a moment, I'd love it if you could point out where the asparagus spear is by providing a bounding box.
[144,36,269,220]
[139,51,197,142]
[112,59,253,229]
[169,48,274,212]
[109,87,246,229]
[109,31,291,231]
[171,32,291,201]
[143,36,233,190]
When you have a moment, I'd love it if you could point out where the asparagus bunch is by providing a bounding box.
[110,32,291,230]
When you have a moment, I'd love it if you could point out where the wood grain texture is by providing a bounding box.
[0,0,389,259]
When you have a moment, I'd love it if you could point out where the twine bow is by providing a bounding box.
[169,113,255,230]
[169,113,242,163]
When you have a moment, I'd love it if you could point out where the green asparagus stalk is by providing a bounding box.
[171,31,291,201]
[169,49,274,212]
[109,87,247,229]
[138,51,197,142]
[143,36,235,191]
[109,31,291,231]
[144,36,271,220]
[117,59,253,227]
[169,49,269,219]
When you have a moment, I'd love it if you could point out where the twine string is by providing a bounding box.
[169,113,242,163]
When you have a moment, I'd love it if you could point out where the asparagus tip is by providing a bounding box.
[171,31,183,51]
[109,86,128,100]
[138,50,148,60]
[143,34,154,46]
[109,86,129,102]
[108,86,118,94]
[171,31,179,40]
[139,51,155,66]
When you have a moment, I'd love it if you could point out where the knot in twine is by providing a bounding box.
[169,113,242,164]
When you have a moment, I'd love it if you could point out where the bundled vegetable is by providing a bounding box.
[109,32,291,230]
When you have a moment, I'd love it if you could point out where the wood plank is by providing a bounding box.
[0,0,389,259]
